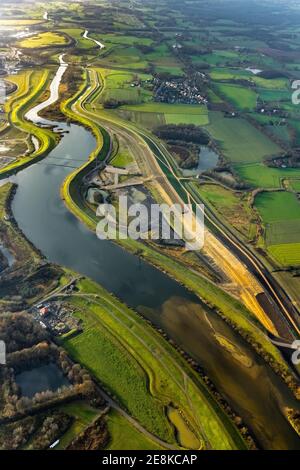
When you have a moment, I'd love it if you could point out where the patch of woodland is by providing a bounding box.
[0,411,71,450]
[67,415,109,450]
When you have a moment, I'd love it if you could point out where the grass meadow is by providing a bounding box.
[17,32,68,48]
[255,191,300,266]
[61,278,244,450]
[206,111,281,164]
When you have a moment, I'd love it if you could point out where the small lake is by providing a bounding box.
[182,146,219,176]
[15,363,69,398]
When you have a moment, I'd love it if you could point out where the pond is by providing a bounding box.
[181,146,219,176]
[15,363,69,398]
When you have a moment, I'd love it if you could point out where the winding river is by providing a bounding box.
[83,30,105,50]
[10,60,300,449]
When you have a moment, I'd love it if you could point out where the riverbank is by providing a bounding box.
[0,183,41,266]
[60,277,252,450]
[1,68,58,177]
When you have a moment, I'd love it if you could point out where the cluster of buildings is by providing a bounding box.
[31,300,81,337]
[256,103,288,118]
[153,76,207,105]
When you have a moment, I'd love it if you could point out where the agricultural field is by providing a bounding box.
[255,191,300,266]
[0,19,44,26]
[94,39,184,75]
[250,113,291,144]
[113,11,145,29]
[194,51,241,66]
[251,76,289,90]
[257,88,291,103]
[206,111,281,164]
[97,68,152,105]
[17,31,69,49]
[235,163,300,189]
[59,28,95,49]
[93,33,154,47]
[120,103,209,129]
[214,83,257,110]
[97,45,149,71]
[149,44,185,76]
[288,179,300,191]
[198,183,257,240]
[210,67,251,81]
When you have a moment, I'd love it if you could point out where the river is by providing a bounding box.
[10,59,300,449]
[83,30,105,50]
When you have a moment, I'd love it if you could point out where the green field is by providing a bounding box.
[255,191,300,265]
[210,67,288,91]
[60,28,94,49]
[251,76,288,90]
[199,183,256,239]
[250,113,291,144]
[210,67,250,80]
[289,179,300,191]
[106,410,164,450]
[235,163,300,188]
[257,88,291,103]
[206,111,281,163]
[99,46,149,71]
[194,51,240,66]
[96,40,183,74]
[255,191,300,223]
[214,83,257,110]
[268,243,300,266]
[111,151,133,167]
[17,32,68,48]
[98,68,152,105]
[123,103,209,127]
[94,33,153,47]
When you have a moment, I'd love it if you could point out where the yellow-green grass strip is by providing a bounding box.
[1,69,57,176]
[61,278,247,449]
